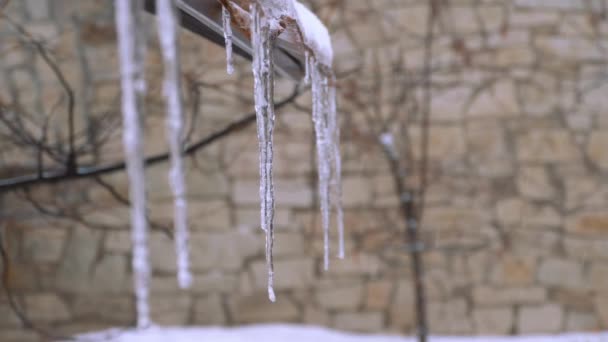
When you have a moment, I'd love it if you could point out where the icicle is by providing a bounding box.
[327,76,344,259]
[115,0,151,328]
[303,50,311,85]
[222,5,234,75]
[156,0,192,289]
[251,2,276,302]
[311,63,331,271]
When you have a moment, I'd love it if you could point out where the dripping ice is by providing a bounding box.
[156,0,192,289]
[240,0,344,294]
[222,5,234,75]
[115,0,151,328]
[250,1,277,302]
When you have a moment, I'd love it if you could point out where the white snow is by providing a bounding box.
[294,1,333,67]
[76,325,608,342]
[156,0,192,289]
[115,0,151,328]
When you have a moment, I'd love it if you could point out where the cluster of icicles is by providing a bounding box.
[115,0,342,327]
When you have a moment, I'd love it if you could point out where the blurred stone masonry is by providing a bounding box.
[1,0,608,341]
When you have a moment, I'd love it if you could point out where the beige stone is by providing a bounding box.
[365,280,393,310]
[473,286,547,306]
[518,304,564,334]
[55,225,103,293]
[587,132,608,170]
[191,272,239,294]
[190,231,264,271]
[150,295,192,325]
[473,307,513,335]
[229,293,299,323]
[250,258,315,291]
[333,312,384,333]
[490,254,536,286]
[316,285,363,310]
[537,258,585,290]
[91,254,129,293]
[341,176,373,207]
[517,130,579,163]
[72,296,134,323]
[23,294,71,322]
[589,263,608,293]
[517,167,555,200]
[565,311,599,330]
[466,81,519,117]
[22,227,67,263]
[566,212,608,236]
[330,254,383,277]
[428,298,473,334]
[193,294,226,325]
[303,306,330,326]
[104,230,132,253]
[389,280,416,330]
[595,294,608,328]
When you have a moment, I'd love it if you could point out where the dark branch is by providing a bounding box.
[0,85,300,191]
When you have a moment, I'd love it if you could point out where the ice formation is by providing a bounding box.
[115,0,342,321]
[242,0,343,289]
[156,0,192,289]
[115,0,151,328]
[250,0,278,302]
[222,5,235,75]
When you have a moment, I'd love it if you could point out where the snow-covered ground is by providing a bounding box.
[76,324,608,342]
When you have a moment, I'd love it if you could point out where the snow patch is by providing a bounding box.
[76,325,608,342]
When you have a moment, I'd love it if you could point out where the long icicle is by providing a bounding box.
[115,0,150,328]
[312,63,331,271]
[222,5,234,75]
[251,2,276,302]
[156,0,192,289]
[327,75,344,258]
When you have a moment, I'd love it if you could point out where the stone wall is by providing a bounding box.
[1,1,608,341]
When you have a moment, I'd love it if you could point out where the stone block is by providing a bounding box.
[473,307,513,335]
[22,227,67,263]
[333,312,384,333]
[589,263,608,292]
[428,298,473,334]
[473,286,547,306]
[566,211,608,236]
[55,225,102,293]
[104,230,132,253]
[365,280,393,310]
[193,294,226,325]
[72,296,134,323]
[228,293,299,323]
[91,254,129,293]
[341,176,373,207]
[330,254,382,277]
[517,167,556,200]
[490,254,536,286]
[517,130,578,163]
[303,306,330,326]
[565,311,599,330]
[537,258,585,290]
[150,295,192,325]
[23,293,71,322]
[316,285,363,310]
[517,304,564,334]
[189,231,264,271]
[250,257,315,291]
